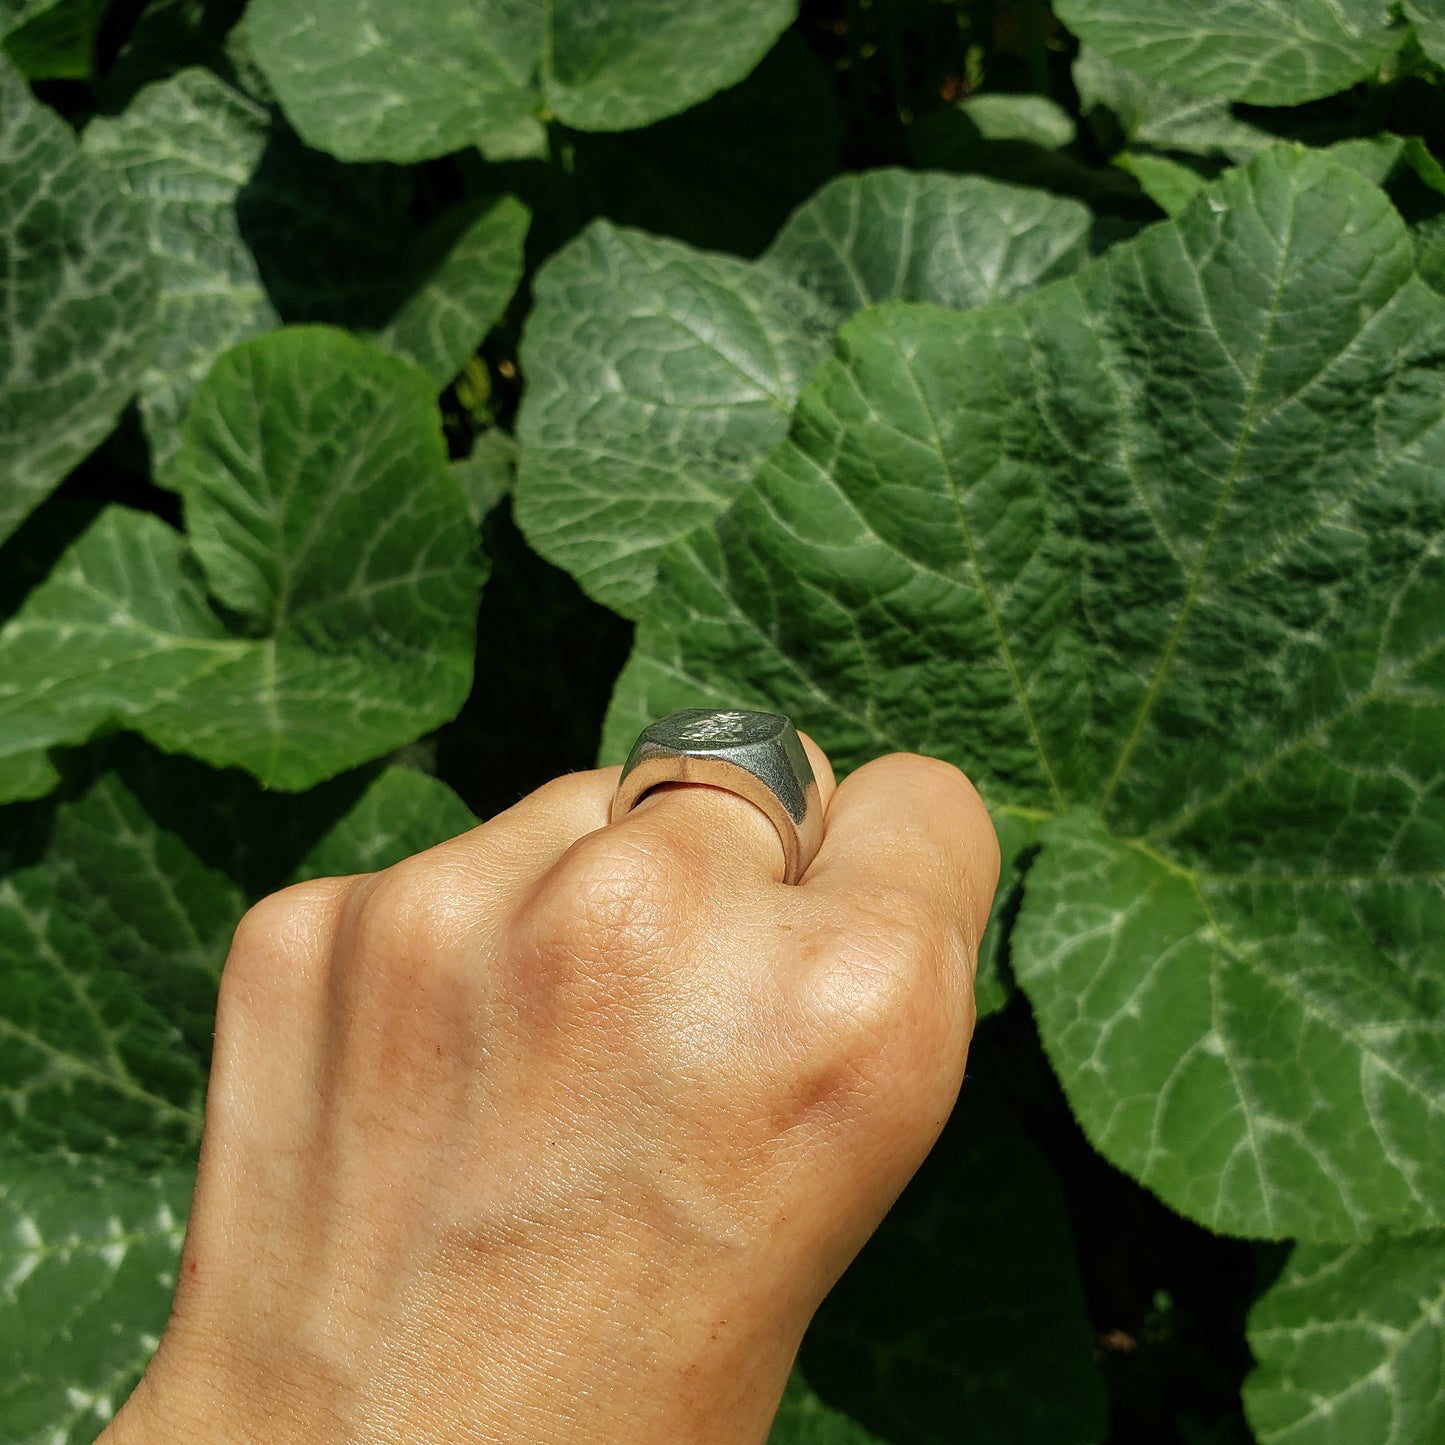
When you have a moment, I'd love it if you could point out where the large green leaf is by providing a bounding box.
[1416,210,1445,295]
[1055,0,1405,106]
[1244,1234,1445,1444]
[514,223,836,618]
[0,796,219,1165]
[84,68,529,471]
[1405,1,1445,67]
[0,761,479,1443]
[0,768,230,1443]
[245,0,797,164]
[0,1156,193,1445]
[290,766,478,881]
[0,56,157,546]
[0,0,105,79]
[515,171,1094,616]
[604,147,1445,1242]
[0,328,484,800]
[1073,45,1271,163]
[793,1087,1106,1445]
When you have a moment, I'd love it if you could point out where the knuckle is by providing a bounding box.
[790,895,974,1132]
[506,831,718,1035]
[346,854,480,968]
[808,926,923,1058]
[226,877,346,978]
[522,832,684,970]
[219,877,348,1027]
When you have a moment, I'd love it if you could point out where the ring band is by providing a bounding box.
[611,709,823,884]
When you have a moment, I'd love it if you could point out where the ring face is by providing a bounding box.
[611,708,823,883]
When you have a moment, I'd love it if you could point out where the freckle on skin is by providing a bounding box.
[188,1260,199,1275]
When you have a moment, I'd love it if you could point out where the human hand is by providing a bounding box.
[101,739,998,1445]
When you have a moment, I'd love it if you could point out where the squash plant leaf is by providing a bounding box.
[0,1155,194,1445]
[0,0,106,80]
[84,68,529,472]
[245,0,797,165]
[1054,0,1406,106]
[0,327,485,801]
[0,760,478,1442]
[603,147,1445,1242]
[794,1085,1106,1445]
[516,172,1094,616]
[1072,45,1271,165]
[0,763,243,1442]
[289,767,479,882]
[0,55,158,547]
[1244,1232,1445,1445]
[1405,2,1445,68]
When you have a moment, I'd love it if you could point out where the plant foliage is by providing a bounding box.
[1,3,1442,1443]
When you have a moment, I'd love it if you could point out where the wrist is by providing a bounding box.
[101,1295,799,1445]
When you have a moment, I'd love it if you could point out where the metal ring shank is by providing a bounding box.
[610,752,823,884]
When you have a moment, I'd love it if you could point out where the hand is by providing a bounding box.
[102,743,998,1445]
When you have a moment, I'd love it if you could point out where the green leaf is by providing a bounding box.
[763,169,1093,317]
[1405,1,1445,67]
[954,93,1077,150]
[514,223,835,618]
[1056,0,1404,106]
[1015,814,1444,1241]
[453,430,516,527]
[1074,45,1271,162]
[0,772,221,1441]
[83,68,529,471]
[0,1155,193,1445]
[1415,210,1445,295]
[290,766,478,882]
[795,1087,1106,1444]
[1324,135,1410,186]
[0,786,221,1164]
[245,0,797,164]
[1115,151,1208,213]
[606,147,1445,1241]
[0,0,105,80]
[0,328,484,800]
[768,1372,888,1445]
[1244,1233,1445,1445]
[515,172,1093,616]
[972,810,1040,1017]
[0,56,157,547]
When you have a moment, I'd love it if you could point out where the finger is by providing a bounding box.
[615,728,837,888]
[803,753,1000,948]
[354,766,624,915]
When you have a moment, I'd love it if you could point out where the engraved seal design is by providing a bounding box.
[672,710,755,744]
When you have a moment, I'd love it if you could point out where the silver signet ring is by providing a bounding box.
[610,709,823,884]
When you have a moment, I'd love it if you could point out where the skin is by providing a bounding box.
[100,740,999,1444]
